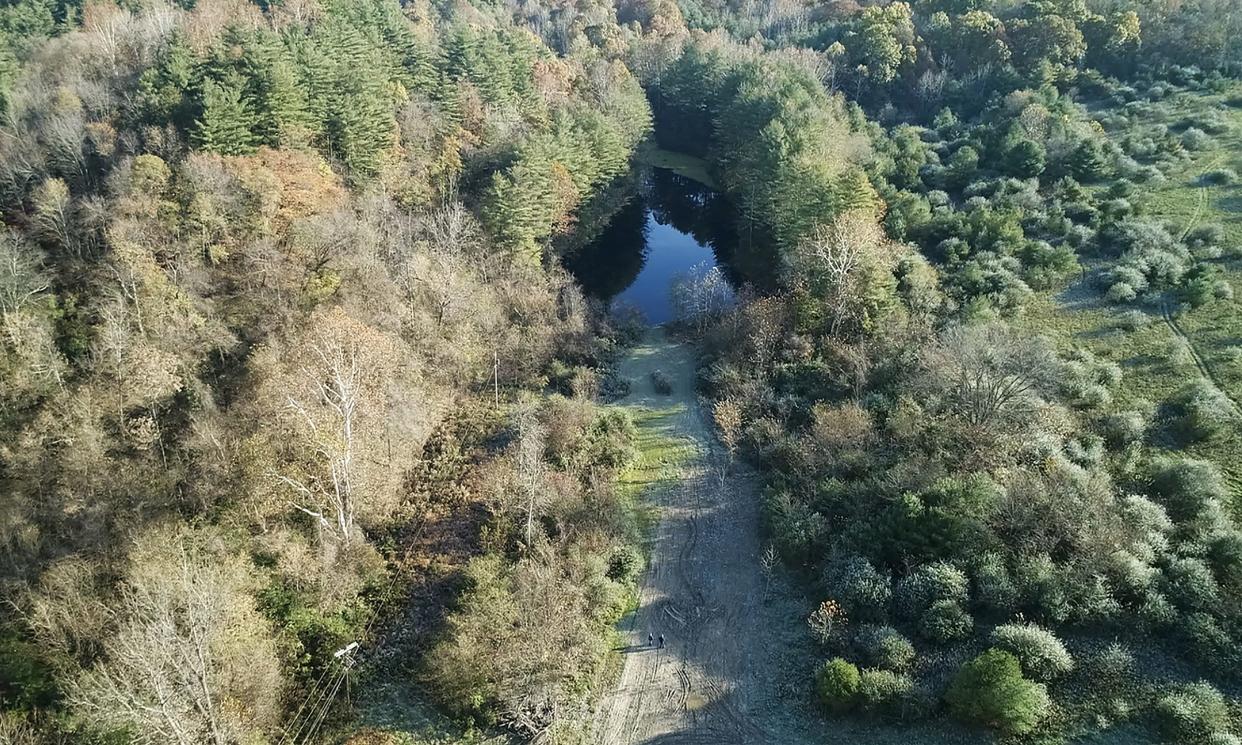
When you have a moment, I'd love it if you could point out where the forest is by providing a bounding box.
[0,0,1240,744]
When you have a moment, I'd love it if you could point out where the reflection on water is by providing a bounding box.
[567,168,777,325]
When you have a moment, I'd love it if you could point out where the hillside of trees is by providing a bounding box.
[1,0,1241,743]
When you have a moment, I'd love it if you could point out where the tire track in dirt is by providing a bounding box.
[591,328,772,745]
[590,330,991,745]
[1162,302,1242,418]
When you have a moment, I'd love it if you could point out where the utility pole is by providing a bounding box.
[494,350,500,408]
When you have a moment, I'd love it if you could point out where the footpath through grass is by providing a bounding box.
[1021,85,1242,506]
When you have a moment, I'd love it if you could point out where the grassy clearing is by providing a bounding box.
[1020,85,1242,505]
[636,146,719,189]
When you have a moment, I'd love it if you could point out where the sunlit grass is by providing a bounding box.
[1019,85,1242,506]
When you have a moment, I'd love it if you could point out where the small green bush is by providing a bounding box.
[1148,457,1228,523]
[1162,557,1220,612]
[1180,612,1240,676]
[1154,682,1231,744]
[989,623,1073,682]
[1101,409,1148,448]
[1181,128,1212,150]
[895,561,968,620]
[1200,169,1238,186]
[1090,643,1135,684]
[857,668,916,717]
[1169,381,1239,442]
[852,625,915,671]
[946,649,1049,736]
[650,369,672,395]
[973,552,1018,614]
[815,658,861,713]
[824,555,892,622]
[919,600,973,643]
[605,545,643,583]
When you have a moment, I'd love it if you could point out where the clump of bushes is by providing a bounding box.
[1101,409,1148,448]
[1148,457,1228,523]
[946,649,1049,736]
[857,668,917,718]
[824,555,892,622]
[1154,682,1234,744]
[989,623,1074,682]
[1200,169,1238,186]
[896,561,968,620]
[919,599,973,643]
[1168,380,1240,442]
[1181,128,1213,150]
[852,625,915,671]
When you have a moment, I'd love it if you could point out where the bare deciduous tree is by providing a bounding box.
[62,528,282,745]
[275,310,400,544]
[923,323,1058,431]
[671,262,734,335]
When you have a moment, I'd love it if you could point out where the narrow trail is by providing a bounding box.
[591,329,977,745]
[1162,302,1242,418]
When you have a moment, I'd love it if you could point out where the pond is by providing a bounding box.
[567,167,776,325]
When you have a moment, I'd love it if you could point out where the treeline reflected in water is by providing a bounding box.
[567,167,780,319]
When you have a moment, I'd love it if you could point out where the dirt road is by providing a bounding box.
[592,327,775,745]
[592,329,986,745]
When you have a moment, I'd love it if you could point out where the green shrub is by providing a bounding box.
[1154,683,1231,744]
[650,369,672,395]
[857,668,916,718]
[605,545,643,583]
[1101,409,1148,448]
[1162,557,1220,612]
[1090,643,1135,685]
[852,625,915,671]
[973,552,1018,615]
[824,555,892,622]
[1014,554,1071,624]
[1116,309,1152,331]
[946,649,1049,736]
[1207,531,1242,588]
[1180,612,1240,676]
[1200,169,1238,186]
[1169,381,1239,442]
[815,658,861,712]
[895,561,968,620]
[1181,128,1212,150]
[919,600,973,643]
[989,623,1073,682]
[1148,457,1228,523]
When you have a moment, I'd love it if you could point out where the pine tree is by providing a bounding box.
[193,75,258,156]
[243,32,311,147]
[1069,139,1108,182]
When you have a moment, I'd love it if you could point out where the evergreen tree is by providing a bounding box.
[242,32,311,147]
[193,75,258,156]
[137,32,196,128]
[1005,138,1047,179]
[1068,139,1108,182]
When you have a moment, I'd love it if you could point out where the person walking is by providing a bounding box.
[648,633,654,647]
[658,634,666,649]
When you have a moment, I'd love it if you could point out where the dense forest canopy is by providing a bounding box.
[1,0,1241,743]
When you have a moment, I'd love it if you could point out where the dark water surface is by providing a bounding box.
[568,168,775,324]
